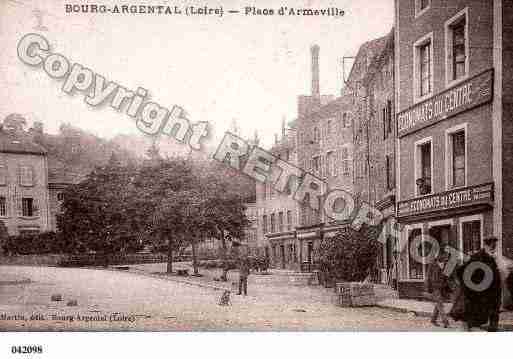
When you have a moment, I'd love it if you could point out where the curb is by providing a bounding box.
[0,278,31,286]
[376,302,432,317]
[122,268,232,292]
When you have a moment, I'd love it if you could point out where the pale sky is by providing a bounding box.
[0,0,393,149]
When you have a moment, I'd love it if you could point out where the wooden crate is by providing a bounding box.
[334,282,376,307]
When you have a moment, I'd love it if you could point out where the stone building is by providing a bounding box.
[255,123,300,269]
[0,127,51,235]
[293,38,393,270]
[0,118,81,236]
[394,0,513,298]
[353,30,397,284]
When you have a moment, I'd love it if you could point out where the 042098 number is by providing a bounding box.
[11,345,43,354]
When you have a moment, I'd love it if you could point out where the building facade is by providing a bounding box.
[357,30,397,284]
[0,119,77,236]
[256,124,300,269]
[394,0,513,298]
[0,131,51,235]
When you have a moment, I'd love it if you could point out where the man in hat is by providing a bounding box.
[237,255,250,296]
[426,251,451,328]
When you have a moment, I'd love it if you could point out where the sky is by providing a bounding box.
[0,0,394,149]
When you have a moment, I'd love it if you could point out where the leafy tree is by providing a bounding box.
[195,167,249,281]
[0,220,8,255]
[129,157,197,273]
[317,224,383,283]
[57,153,139,261]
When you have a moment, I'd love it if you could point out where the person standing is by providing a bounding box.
[237,256,250,296]
[455,237,502,331]
[426,252,450,328]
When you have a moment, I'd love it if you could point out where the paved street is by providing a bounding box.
[0,265,495,331]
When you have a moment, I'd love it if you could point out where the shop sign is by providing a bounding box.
[297,231,318,240]
[397,69,493,137]
[397,183,494,218]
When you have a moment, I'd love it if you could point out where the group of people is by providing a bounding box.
[425,237,513,331]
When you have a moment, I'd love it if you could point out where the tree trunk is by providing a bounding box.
[219,229,228,282]
[191,234,199,275]
[167,239,173,273]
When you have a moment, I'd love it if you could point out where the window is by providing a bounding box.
[414,33,433,101]
[19,166,34,187]
[22,197,34,217]
[313,127,320,143]
[452,22,466,80]
[0,165,6,186]
[446,8,468,84]
[287,210,292,231]
[300,206,307,226]
[383,100,393,139]
[327,120,332,136]
[415,0,430,17]
[278,212,284,232]
[341,113,350,129]
[452,131,466,187]
[462,220,481,255]
[0,196,6,216]
[270,213,276,233]
[341,147,350,176]
[57,192,65,201]
[446,125,467,189]
[312,156,321,174]
[419,43,431,97]
[415,139,432,196]
[386,155,395,190]
[262,215,268,233]
[408,228,424,280]
[327,151,336,177]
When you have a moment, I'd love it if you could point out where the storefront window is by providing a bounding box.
[462,220,481,255]
[408,228,424,280]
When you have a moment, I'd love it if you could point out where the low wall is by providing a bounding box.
[0,254,66,266]
[398,281,426,300]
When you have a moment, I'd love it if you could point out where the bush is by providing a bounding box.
[316,224,383,283]
[2,231,63,255]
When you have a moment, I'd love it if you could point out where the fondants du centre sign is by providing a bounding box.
[397,69,494,137]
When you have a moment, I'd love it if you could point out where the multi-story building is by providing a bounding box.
[294,38,393,270]
[0,127,51,235]
[256,123,300,269]
[0,116,82,236]
[353,30,397,284]
[394,0,513,298]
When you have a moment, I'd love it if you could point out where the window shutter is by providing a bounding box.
[33,197,40,217]
[17,196,22,217]
[29,166,35,186]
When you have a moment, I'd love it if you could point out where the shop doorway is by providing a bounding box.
[428,224,456,256]
[280,244,286,269]
[307,241,313,264]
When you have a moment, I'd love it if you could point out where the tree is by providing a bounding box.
[195,168,249,281]
[57,154,139,260]
[317,223,383,283]
[0,220,8,255]
[129,158,197,273]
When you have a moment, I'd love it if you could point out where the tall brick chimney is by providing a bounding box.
[311,44,320,98]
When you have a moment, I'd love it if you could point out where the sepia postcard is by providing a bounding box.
[1,0,513,346]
